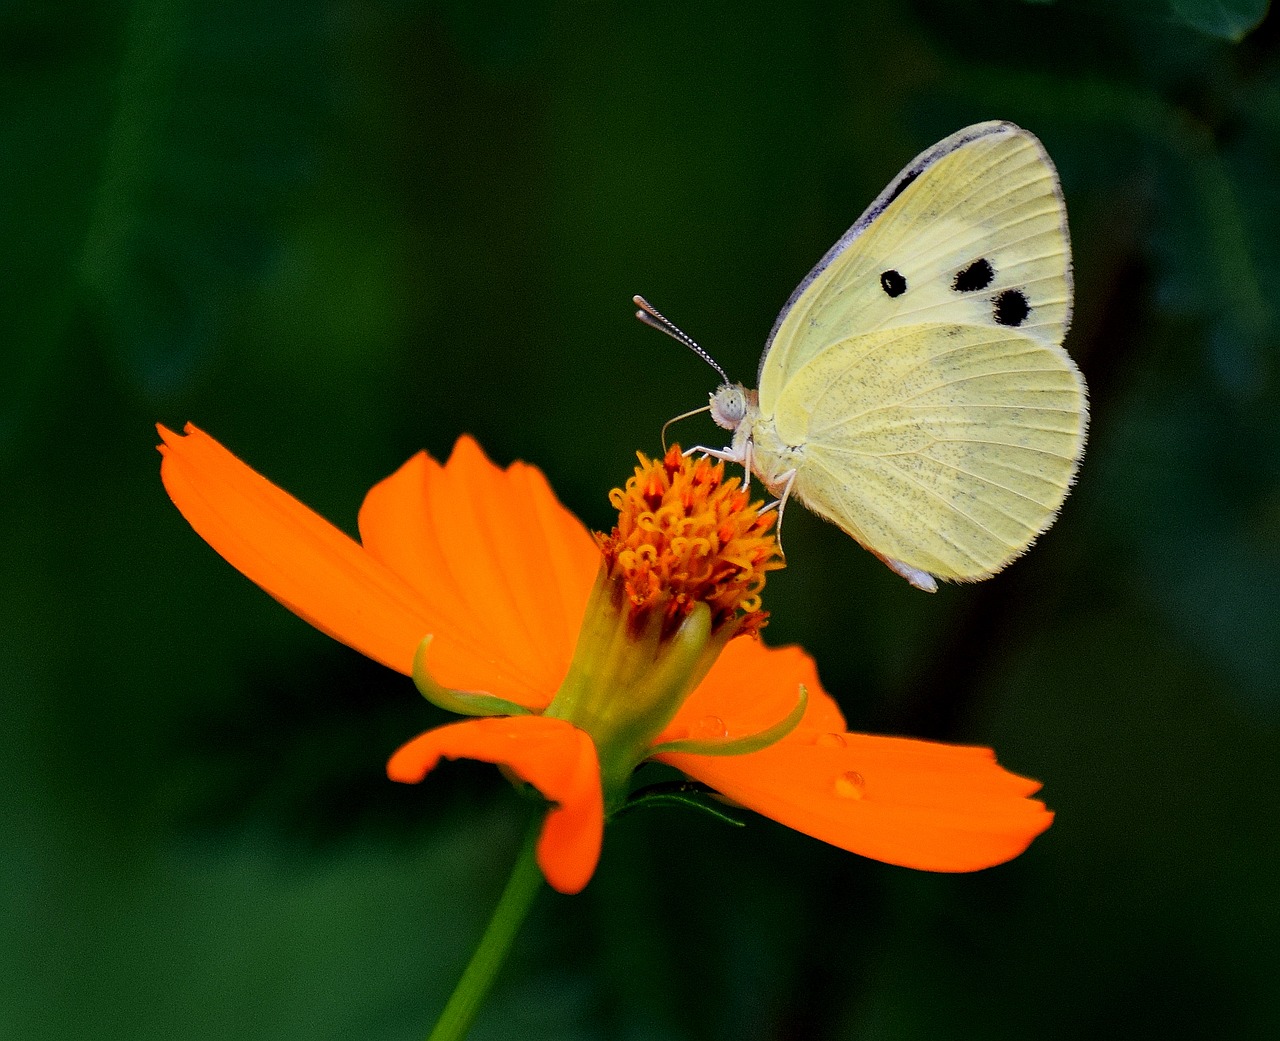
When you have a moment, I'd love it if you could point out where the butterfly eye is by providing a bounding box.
[993,288,1030,327]
[879,270,907,298]
[710,385,748,431]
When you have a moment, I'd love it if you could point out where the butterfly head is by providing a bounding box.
[709,383,756,433]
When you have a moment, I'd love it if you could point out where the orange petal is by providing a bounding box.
[659,636,846,744]
[159,423,442,675]
[387,716,603,894]
[659,733,1052,872]
[358,437,599,708]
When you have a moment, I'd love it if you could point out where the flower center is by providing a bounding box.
[597,445,782,639]
[545,446,783,810]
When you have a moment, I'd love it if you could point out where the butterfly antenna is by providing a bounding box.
[633,295,731,385]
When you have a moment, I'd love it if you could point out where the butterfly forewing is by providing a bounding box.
[758,123,1072,412]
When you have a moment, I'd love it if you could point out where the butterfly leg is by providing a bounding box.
[683,444,752,488]
[757,468,797,557]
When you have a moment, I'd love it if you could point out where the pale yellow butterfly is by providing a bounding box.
[637,121,1087,592]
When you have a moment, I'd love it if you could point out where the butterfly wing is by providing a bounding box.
[752,121,1084,583]
[768,322,1086,582]
[758,121,1072,409]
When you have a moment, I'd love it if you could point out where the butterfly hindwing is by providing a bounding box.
[758,122,1072,412]
[772,322,1086,580]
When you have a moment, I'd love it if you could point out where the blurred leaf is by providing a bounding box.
[1092,387,1280,709]
[0,6,107,456]
[1016,0,1270,40]
[1170,0,1269,40]
[78,0,326,396]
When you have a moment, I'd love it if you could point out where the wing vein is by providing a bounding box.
[811,371,1079,435]
[878,459,1002,565]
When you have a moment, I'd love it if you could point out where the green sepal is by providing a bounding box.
[648,684,808,757]
[617,781,745,828]
[413,635,532,718]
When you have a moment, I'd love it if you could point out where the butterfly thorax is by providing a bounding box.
[746,413,804,498]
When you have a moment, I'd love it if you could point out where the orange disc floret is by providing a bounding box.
[597,445,783,638]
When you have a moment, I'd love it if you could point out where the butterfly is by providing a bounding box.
[637,121,1087,592]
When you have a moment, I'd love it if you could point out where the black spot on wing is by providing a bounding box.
[953,258,994,292]
[993,288,1030,327]
[880,270,907,297]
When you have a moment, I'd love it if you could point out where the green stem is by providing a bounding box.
[427,821,545,1041]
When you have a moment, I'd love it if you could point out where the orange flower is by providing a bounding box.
[158,424,1051,894]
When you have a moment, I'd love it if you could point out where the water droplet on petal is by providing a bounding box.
[816,732,847,749]
[834,771,866,800]
[694,715,728,739]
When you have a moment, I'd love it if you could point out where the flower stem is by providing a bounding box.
[427,820,544,1041]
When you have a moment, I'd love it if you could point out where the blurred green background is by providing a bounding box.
[4,0,1279,1037]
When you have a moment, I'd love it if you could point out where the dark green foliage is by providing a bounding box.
[3,1,1278,1038]
[1173,0,1271,40]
